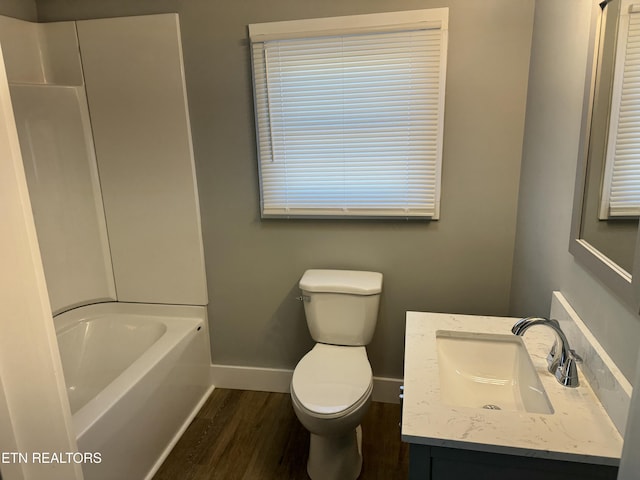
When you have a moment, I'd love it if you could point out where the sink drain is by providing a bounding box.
[482,404,501,410]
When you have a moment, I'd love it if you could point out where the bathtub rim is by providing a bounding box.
[54,301,207,438]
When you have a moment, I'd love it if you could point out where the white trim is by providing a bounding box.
[370,375,405,404]
[599,0,629,218]
[577,238,632,281]
[210,364,293,393]
[600,0,640,218]
[210,364,403,404]
[249,9,448,42]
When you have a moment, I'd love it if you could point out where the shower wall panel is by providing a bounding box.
[77,14,208,306]
[0,16,83,85]
[10,85,117,313]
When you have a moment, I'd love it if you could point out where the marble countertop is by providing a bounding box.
[401,312,623,466]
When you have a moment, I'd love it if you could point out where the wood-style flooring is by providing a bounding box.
[153,388,409,480]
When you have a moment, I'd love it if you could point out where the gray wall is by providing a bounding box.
[510,0,640,382]
[37,0,534,378]
[0,0,36,20]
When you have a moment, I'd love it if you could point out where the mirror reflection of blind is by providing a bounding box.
[601,3,640,218]
[250,11,448,219]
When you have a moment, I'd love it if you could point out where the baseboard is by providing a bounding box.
[210,364,292,393]
[210,364,403,404]
[371,375,404,404]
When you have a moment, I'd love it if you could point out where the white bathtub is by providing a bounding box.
[54,302,213,480]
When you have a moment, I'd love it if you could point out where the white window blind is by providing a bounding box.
[601,2,640,218]
[249,10,448,218]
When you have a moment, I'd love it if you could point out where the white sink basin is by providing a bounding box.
[436,330,554,414]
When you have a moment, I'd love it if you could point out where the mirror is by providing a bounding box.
[570,0,640,309]
[581,0,638,274]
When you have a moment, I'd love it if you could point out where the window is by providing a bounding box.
[249,9,449,219]
[600,1,640,218]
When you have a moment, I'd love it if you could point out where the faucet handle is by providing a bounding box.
[555,353,581,387]
[569,349,583,363]
[552,348,582,387]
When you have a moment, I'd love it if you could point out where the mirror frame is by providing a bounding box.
[570,0,640,311]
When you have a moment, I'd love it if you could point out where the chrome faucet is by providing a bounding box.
[511,317,582,387]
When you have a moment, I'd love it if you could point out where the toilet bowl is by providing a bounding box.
[291,344,373,480]
[292,269,383,480]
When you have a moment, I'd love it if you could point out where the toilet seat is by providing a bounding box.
[291,343,373,417]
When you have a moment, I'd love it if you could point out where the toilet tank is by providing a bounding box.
[299,269,383,346]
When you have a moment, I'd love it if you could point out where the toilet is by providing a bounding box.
[291,269,383,480]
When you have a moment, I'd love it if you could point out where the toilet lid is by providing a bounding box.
[292,344,372,415]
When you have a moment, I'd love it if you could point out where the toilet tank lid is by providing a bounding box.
[299,269,383,295]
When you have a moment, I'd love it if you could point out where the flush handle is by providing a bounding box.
[296,295,311,302]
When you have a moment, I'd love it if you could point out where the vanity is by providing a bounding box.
[399,0,640,477]
[400,300,627,480]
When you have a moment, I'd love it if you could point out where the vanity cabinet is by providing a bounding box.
[408,444,617,480]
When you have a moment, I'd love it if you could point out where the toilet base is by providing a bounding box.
[307,425,363,480]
